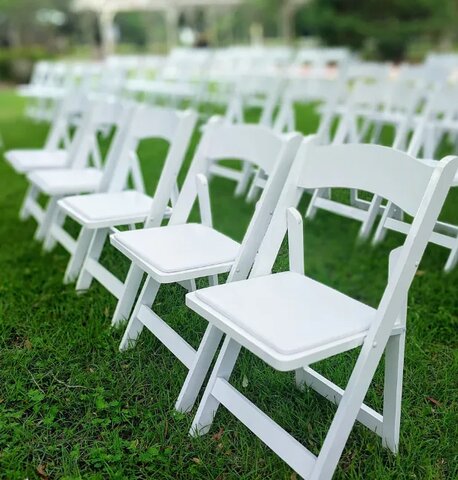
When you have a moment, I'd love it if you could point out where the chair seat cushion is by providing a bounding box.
[28,168,103,195]
[58,190,170,228]
[5,149,68,173]
[194,271,375,357]
[111,223,240,274]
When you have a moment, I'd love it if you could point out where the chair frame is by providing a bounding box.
[20,99,132,242]
[110,122,302,415]
[53,106,197,298]
[185,140,458,480]
[373,86,458,271]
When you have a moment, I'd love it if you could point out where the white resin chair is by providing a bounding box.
[5,92,86,176]
[373,86,458,271]
[52,106,196,291]
[20,99,133,242]
[185,141,458,480]
[109,123,302,406]
[305,78,424,240]
[208,75,284,198]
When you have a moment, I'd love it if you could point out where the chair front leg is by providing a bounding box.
[111,263,144,326]
[43,207,66,252]
[75,227,108,290]
[235,161,253,197]
[35,196,58,241]
[305,188,331,220]
[175,324,224,413]
[19,184,39,221]
[373,201,395,245]
[65,227,97,284]
[119,275,160,351]
[190,336,241,436]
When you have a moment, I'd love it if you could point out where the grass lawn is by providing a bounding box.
[0,90,457,480]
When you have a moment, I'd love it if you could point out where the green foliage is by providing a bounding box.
[0,92,457,479]
[298,0,457,60]
[0,47,50,83]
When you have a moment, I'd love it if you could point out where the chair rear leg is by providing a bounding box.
[382,330,406,454]
[119,275,160,351]
[359,195,383,240]
[65,227,96,284]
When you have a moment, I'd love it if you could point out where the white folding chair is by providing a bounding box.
[373,85,458,271]
[20,99,132,243]
[185,141,458,480]
[52,106,196,291]
[207,75,284,199]
[5,91,86,176]
[108,122,302,408]
[18,61,70,122]
[305,78,424,240]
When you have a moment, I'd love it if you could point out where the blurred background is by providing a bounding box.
[0,0,457,84]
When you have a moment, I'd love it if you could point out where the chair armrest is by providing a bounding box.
[196,173,212,227]
[287,207,304,275]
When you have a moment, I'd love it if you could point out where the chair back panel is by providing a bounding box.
[205,123,286,175]
[298,142,435,216]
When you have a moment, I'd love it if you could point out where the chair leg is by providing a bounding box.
[310,342,389,480]
[190,336,241,436]
[65,227,96,284]
[208,275,219,287]
[75,228,107,290]
[444,238,458,272]
[305,188,330,220]
[111,263,144,326]
[359,195,383,240]
[43,208,66,252]
[119,275,160,351]
[373,201,395,245]
[235,161,253,197]
[382,330,406,454]
[175,324,224,413]
[19,184,39,221]
[34,197,58,241]
[246,169,265,203]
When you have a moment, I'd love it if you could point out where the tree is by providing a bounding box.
[0,0,71,48]
[297,0,457,60]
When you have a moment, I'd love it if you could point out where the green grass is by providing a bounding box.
[0,90,457,480]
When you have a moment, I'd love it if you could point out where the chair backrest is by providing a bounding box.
[99,105,197,200]
[43,91,88,151]
[67,98,133,170]
[407,85,458,158]
[247,140,458,332]
[168,120,303,228]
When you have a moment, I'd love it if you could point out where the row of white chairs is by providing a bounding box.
[16,44,458,272]
[5,89,458,478]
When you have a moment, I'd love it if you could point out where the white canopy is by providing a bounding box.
[73,0,307,55]
[74,0,242,14]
